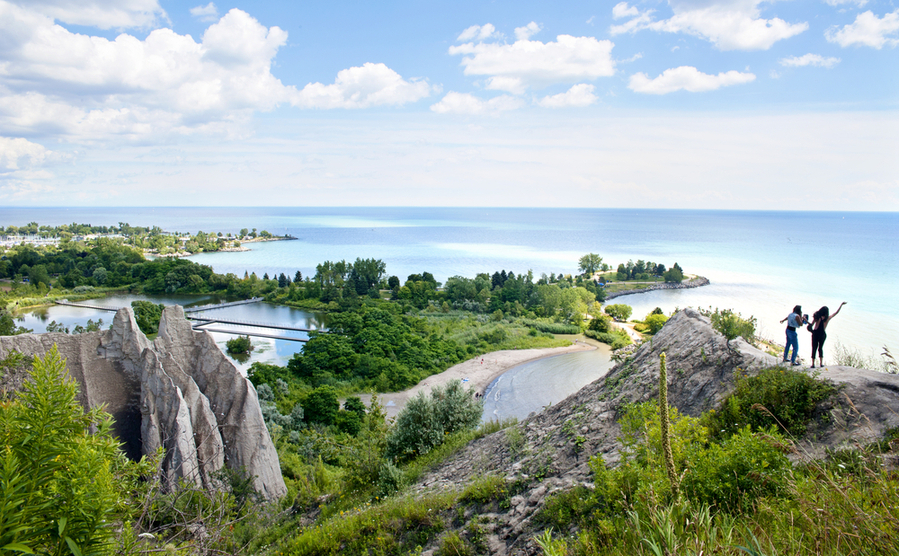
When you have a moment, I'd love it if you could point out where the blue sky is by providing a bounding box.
[0,0,897,209]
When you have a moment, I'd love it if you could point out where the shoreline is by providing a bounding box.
[604,275,710,300]
[358,341,596,420]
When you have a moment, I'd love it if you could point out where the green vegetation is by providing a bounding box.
[130,300,163,335]
[604,304,632,321]
[706,367,836,438]
[578,253,606,276]
[0,232,894,556]
[0,347,149,555]
[583,329,632,349]
[0,311,32,335]
[386,380,483,463]
[534,368,897,556]
[226,335,252,355]
[699,307,757,343]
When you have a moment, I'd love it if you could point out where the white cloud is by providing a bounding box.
[0,4,430,142]
[0,137,54,173]
[190,2,218,22]
[779,53,840,68]
[449,34,616,94]
[629,66,756,94]
[536,84,598,108]
[457,23,499,42]
[5,0,166,29]
[292,63,432,109]
[610,6,657,34]
[613,2,640,19]
[611,0,808,51]
[0,5,295,139]
[825,10,899,48]
[515,22,541,41]
[430,92,524,114]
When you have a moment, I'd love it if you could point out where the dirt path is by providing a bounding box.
[358,341,596,420]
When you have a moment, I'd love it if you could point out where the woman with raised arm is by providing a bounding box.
[810,302,847,368]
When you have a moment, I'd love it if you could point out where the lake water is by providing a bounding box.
[482,345,614,422]
[3,206,897,364]
[13,294,325,375]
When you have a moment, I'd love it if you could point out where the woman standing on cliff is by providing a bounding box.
[810,302,847,368]
[780,305,807,365]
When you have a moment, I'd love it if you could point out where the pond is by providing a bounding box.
[12,294,325,375]
[482,345,614,422]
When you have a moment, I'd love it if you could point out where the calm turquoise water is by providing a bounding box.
[482,346,614,422]
[2,207,897,359]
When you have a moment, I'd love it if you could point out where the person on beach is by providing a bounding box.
[779,305,807,366]
[810,302,847,368]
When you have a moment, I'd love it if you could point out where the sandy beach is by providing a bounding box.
[359,340,596,420]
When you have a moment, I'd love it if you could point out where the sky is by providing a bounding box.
[0,0,897,210]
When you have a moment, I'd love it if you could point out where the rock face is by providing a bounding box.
[0,306,286,500]
[412,308,898,555]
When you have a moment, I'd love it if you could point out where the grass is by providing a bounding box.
[276,490,458,556]
[3,286,129,312]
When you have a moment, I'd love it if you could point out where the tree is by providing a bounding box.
[644,313,669,334]
[294,270,303,283]
[664,265,684,283]
[605,303,633,321]
[588,314,612,333]
[226,335,252,355]
[303,386,339,426]
[278,273,289,288]
[0,311,33,335]
[131,301,164,335]
[579,253,603,276]
[28,264,51,288]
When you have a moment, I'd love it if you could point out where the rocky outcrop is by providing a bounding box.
[412,308,898,555]
[0,306,286,500]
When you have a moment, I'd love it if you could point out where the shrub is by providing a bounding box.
[706,367,836,438]
[644,313,668,334]
[335,410,362,436]
[131,300,164,335]
[584,329,632,349]
[302,386,340,426]
[604,304,632,321]
[386,380,482,462]
[587,314,612,333]
[0,346,129,555]
[522,320,581,335]
[680,426,790,511]
[226,335,252,354]
[699,307,757,343]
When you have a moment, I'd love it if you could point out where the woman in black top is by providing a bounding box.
[810,302,846,368]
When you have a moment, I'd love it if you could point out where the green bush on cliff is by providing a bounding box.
[705,367,836,439]
[699,306,757,343]
[0,347,134,555]
[386,380,482,462]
